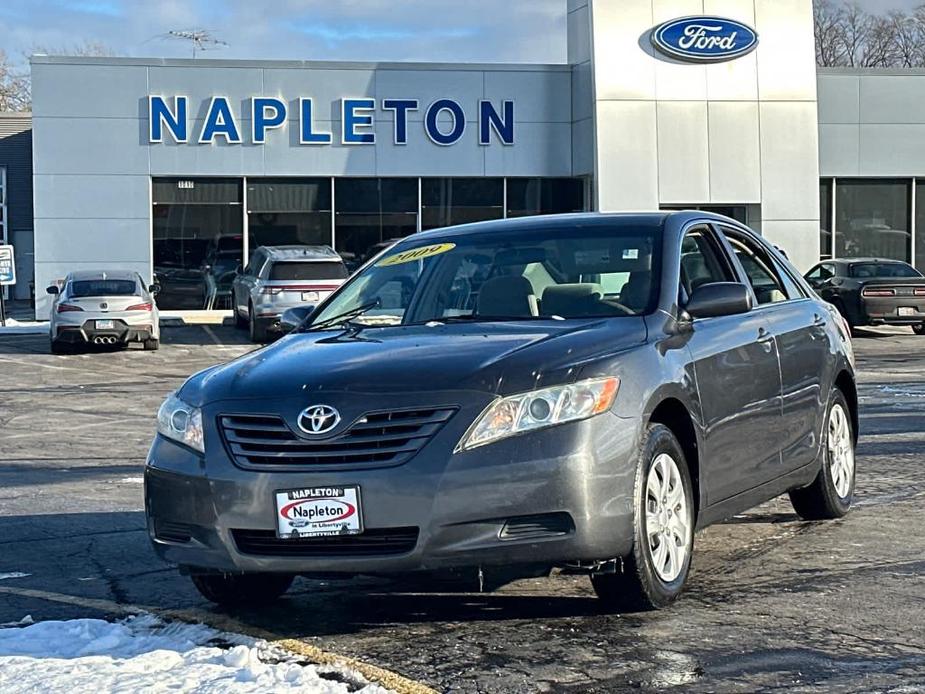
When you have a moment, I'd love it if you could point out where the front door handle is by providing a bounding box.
[813,313,827,327]
[757,326,774,352]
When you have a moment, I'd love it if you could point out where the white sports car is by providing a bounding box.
[47,270,161,353]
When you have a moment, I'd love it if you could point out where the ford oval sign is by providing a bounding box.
[651,16,759,63]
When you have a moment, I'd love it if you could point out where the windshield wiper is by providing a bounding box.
[304,299,382,332]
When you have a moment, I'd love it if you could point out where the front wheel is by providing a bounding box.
[591,424,694,612]
[190,572,294,606]
[913,323,925,335]
[789,388,855,520]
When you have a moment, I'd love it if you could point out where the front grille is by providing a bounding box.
[218,408,456,469]
[232,527,419,557]
[154,520,193,543]
[500,513,575,541]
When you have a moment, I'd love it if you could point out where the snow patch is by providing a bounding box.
[0,573,30,581]
[0,319,48,335]
[0,614,391,693]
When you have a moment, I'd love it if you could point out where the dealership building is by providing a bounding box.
[2,0,924,315]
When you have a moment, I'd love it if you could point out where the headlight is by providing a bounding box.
[456,377,620,452]
[156,392,204,453]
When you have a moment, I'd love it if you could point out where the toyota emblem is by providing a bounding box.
[297,405,341,435]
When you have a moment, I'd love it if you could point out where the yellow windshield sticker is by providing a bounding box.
[376,243,456,267]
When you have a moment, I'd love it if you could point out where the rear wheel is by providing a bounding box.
[913,323,925,335]
[248,303,268,343]
[234,301,247,328]
[50,340,70,355]
[143,337,160,351]
[591,424,694,612]
[789,388,855,520]
[190,572,294,606]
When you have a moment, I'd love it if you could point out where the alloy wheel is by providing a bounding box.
[828,403,854,499]
[645,453,691,583]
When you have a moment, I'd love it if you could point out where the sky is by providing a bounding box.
[0,0,566,67]
[0,0,921,69]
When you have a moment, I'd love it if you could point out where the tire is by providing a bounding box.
[190,572,293,607]
[789,388,855,520]
[143,338,160,351]
[913,323,925,336]
[591,423,695,612]
[50,340,70,355]
[234,297,247,328]
[248,304,267,343]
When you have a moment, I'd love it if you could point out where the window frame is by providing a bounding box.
[716,225,808,307]
[677,223,738,307]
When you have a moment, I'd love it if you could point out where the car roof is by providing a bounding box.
[409,212,675,242]
[258,245,342,261]
[67,270,139,282]
[844,258,911,265]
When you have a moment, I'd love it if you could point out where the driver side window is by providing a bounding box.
[679,227,735,304]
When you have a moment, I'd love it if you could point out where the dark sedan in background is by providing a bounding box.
[146,212,857,612]
[805,258,925,334]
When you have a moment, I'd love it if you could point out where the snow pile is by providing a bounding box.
[0,319,48,335]
[0,614,390,693]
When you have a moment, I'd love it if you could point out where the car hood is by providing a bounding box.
[181,319,648,405]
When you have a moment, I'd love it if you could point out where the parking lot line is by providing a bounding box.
[0,584,438,694]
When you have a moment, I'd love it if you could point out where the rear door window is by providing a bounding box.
[269,261,348,281]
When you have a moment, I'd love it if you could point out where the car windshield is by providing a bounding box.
[270,261,348,281]
[69,279,138,297]
[309,222,661,328]
[849,262,922,278]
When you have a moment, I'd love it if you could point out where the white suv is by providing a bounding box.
[232,245,348,342]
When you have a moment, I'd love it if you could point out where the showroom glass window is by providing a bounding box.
[247,178,332,251]
[506,178,585,217]
[334,178,418,264]
[914,182,925,273]
[820,179,833,259]
[421,178,504,230]
[835,179,911,262]
[152,178,243,311]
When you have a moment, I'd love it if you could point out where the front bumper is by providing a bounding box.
[144,396,640,575]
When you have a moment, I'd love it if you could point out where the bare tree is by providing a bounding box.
[814,0,925,68]
[815,0,848,67]
[0,50,30,112]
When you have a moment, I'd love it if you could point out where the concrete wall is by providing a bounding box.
[575,0,821,271]
[818,69,925,177]
[30,57,573,317]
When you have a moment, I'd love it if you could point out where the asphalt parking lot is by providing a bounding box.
[0,324,923,693]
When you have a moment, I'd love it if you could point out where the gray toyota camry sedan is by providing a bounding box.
[145,212,857,611]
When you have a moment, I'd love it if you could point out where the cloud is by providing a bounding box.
[0,0,566,66]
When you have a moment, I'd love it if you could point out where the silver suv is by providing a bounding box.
[232,245,348,342]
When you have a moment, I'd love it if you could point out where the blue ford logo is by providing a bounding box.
[650,16,759,63]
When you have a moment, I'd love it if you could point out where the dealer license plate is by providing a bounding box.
[96,319,114,330]
[301,291,319,302]
[275,486,363,539]
[898,307,916,316]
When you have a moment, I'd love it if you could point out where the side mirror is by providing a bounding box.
[149,283,161,295]
[685,282,753,319]
[46,285,59,295]
[279,305,316,334]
